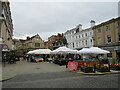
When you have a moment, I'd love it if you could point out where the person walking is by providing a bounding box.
[48,56,53,63]
[26,55,29,62]
[24,55,27,61]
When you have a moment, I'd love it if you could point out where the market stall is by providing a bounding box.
[26,49,52,62]
[50,46,78,65]
[67,47,110,72]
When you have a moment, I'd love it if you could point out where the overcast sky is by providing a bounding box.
[9,1,118,41]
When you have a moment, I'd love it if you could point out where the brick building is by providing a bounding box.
[48,33,64,50]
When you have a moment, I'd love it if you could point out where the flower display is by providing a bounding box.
[110,64,120,70]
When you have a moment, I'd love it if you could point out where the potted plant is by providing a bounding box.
[110,64,120,71]
[81,64,93,73]
[109,59,120,71]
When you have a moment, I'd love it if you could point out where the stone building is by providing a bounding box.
[13,34,45,55]
[0,0,13,51]
[64,20,95,50]
[92,17,120,60]
[48,33,64,50]
[44,41,49,49]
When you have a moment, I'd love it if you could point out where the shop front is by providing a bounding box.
[101,46,120,63]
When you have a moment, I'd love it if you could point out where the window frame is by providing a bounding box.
[107,35,112,43]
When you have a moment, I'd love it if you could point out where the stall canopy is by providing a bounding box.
[77,48,91,54]
[78,47,110,54]
[89,47,110,54]
[50,46,78,54]
[27,49,52,54]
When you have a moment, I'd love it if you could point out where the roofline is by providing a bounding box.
[92,17,120,29]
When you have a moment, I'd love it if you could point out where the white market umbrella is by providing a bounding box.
[89,47,110,54]
[27,50,36,54]
[77,47,110,54]
[50,46,77,54]
[27,49,52,54]
[77,48,92,61]
[34,49,52,54]
[77,47,110,61]
[77,48,91,54]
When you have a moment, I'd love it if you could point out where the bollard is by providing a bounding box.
[93,64,96,73]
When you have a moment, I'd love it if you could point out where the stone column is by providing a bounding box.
[112,50,117,60]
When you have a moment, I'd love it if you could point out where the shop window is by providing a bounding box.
[107,52,112,59]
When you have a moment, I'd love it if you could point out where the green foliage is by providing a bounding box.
[14,53,21,57]
[109,59,118,64]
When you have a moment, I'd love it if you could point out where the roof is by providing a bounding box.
[92,17,120,29]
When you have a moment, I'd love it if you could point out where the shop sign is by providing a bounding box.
[102,46,120,51]
[88,61,99,67]
[68,62,78,70]
[78,61,86,68]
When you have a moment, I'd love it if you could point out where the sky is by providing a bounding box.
[9,0,119,41]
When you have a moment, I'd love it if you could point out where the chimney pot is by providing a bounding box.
[90,20,95,27]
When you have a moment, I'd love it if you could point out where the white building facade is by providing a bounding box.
[64,20,95,50]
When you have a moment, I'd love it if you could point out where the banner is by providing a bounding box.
[67,62,78,70]
[78,61,87,68]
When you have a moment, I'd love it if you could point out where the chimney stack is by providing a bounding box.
[90,20,95,27]
[76,24,82,31]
